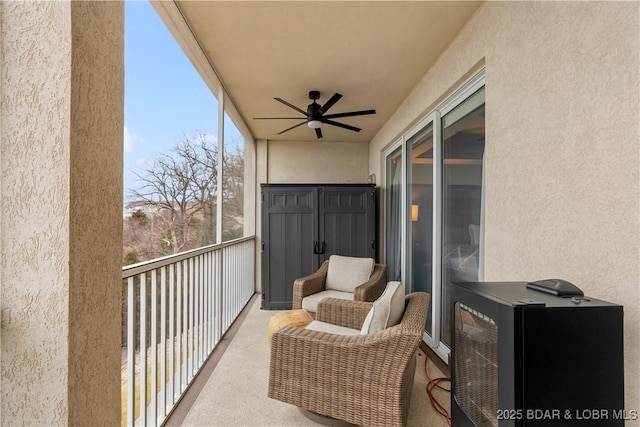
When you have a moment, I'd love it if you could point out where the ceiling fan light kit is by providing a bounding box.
[254,90,376,139]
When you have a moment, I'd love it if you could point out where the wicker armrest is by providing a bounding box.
[353,263,387,302]
[292,261,329,309]
[316,298,373,330]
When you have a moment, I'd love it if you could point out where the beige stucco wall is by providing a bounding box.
[370,1,639,416]
[262,139,369,184]
[1,2,123,425]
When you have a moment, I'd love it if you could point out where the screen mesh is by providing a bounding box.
[454,302,498,427]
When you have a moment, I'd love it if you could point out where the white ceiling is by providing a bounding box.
[175,1,482,143]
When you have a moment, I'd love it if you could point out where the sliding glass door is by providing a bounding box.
[384,71,485,360]
[440,88,485,347]
[407,120,435,336]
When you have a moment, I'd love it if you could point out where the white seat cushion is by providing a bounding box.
[305,320,360,336]
[301,290,353,313]
[325,255,375,293]
[360,281,405,335]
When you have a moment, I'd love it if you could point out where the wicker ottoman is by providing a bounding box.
[268,309,313,346]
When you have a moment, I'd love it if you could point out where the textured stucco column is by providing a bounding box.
[1,2,123,425]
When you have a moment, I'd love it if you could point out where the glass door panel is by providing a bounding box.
[386,146,403,282]
[440,87,485,347]
[408,122,434,334]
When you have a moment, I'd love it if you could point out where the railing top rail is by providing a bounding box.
[122,236,256,279]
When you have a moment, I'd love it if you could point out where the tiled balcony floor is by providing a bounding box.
[178,296,451,426]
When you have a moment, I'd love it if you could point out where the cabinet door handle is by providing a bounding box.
[314,241,326,254]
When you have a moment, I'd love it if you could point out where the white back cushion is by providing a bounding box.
[325,255,375,293]
[360,281,405,335]
[386,281,406,327]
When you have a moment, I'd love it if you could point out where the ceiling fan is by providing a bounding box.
[254,90,376,139]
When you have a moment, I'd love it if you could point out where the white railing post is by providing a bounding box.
[206,252,212,353]
[126,277,135,427]
[175,261,182,397]
[216,249,223,346]
[150,270,158,424]
[198,255,205,368]
[139,272,147,426]
[182,259,188,390]
[188,256,194,381]
[168,264,175,410]
[160,267,167,419]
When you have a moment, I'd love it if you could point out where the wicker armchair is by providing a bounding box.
[269,292,430,427]
[292,258,387,317]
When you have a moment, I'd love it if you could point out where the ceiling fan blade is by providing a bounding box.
[322,119,361,133]
[277,121,307,135]
[254,117,305,120]
[323,109,376,120]
[319,93,343,114]
[274,98,308,116]
[315,128,323,139]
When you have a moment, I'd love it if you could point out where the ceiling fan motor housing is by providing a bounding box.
[307,101,321,120]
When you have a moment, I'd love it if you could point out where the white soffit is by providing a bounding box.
[172,1,483,143]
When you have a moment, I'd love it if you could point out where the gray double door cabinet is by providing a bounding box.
[261,184,377,310]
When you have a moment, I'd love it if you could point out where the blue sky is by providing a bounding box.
[124,1,227,199]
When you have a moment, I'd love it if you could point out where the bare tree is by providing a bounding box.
[128,134,211,254]
[123,208,160,261]
[172,133,219,246]
[125,132,244,258]
[222,136,244,239]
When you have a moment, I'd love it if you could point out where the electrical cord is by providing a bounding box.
[423,352,452,426]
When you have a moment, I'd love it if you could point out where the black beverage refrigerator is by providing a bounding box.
[450,281,625,426]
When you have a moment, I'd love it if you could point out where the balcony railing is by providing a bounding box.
[122,236,256,427]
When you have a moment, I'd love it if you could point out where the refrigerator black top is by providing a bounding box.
[454,281,622,309]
